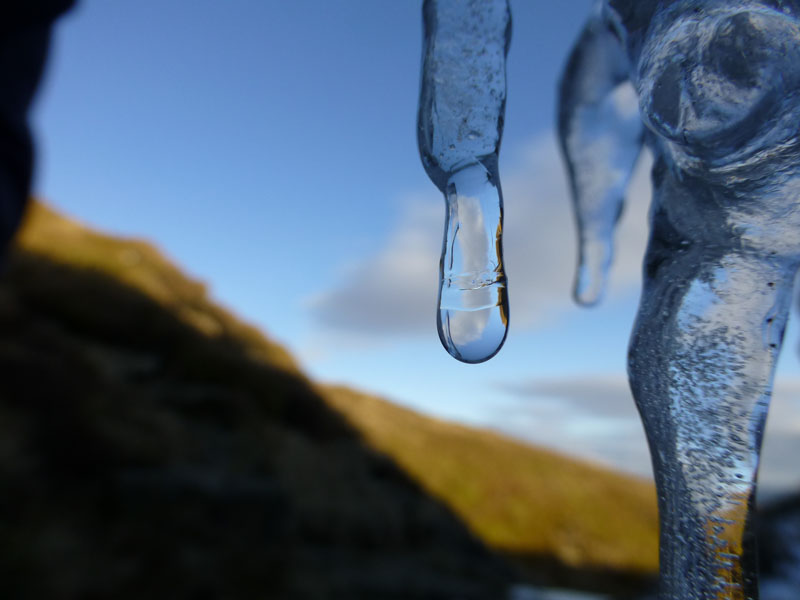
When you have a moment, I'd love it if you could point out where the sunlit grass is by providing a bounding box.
[14,201,298,372]
[323,385,659,574]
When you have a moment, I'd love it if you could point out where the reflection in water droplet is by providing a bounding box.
[437,163,508,363]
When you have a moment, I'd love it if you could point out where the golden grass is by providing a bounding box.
[14,201,298,373]
[323,385,659,574]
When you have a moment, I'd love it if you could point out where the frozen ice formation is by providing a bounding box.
[558,8,644,306]
[417,0,511,364]
[560,1,800,598]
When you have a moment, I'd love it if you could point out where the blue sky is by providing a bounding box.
[30,0,800,495]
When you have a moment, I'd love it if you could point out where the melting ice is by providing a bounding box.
[438,163,508,363]
[417,0,511,363]
[560,1,800,598]
[418,0,800,595]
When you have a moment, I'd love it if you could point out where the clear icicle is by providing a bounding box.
[562,2,800,598]
[438,162,508,363]
[557,10,643,306]
[418,0,511,363]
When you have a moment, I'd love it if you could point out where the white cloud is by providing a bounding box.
[305,200,440,334]
[500,373,634,418]
[493,373,652,477]
[494,373,800,492]
[307,131,653,335]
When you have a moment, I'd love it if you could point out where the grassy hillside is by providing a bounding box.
[0,201,659,598]
[12,201,298,373]
[324,387,658,575]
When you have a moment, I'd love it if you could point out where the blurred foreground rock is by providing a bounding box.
[759,492,800,599]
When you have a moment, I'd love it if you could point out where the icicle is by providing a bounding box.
[563,2,800,598]
[558,11,643,306]
[418,0,511,363]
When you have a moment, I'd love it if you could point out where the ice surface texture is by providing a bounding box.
[560,1,800,598]
[418,0,511,363]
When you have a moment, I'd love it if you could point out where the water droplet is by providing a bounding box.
[437,163,508,363]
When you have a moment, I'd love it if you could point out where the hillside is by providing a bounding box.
[0,202,659,599]
[325,387,658,578]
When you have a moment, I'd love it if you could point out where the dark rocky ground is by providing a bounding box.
[759,492,800,599]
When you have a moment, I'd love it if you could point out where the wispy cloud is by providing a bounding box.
[493,373,652,477]
[500,373,635,418]
[307,132,653,336]
[305,200,440,335]
[493,373,800,491]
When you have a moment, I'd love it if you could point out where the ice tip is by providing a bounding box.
[573,241,613,307]
[573,266,606,307]
[438,299,509,364]
[440,326,508,364]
